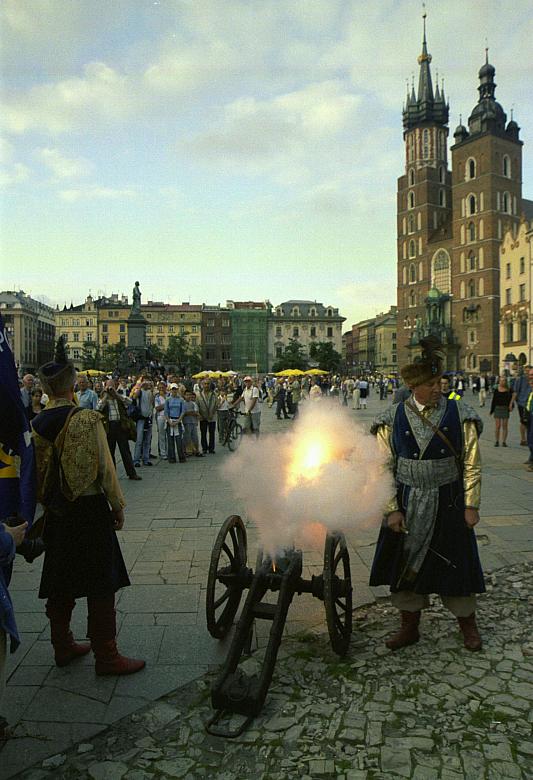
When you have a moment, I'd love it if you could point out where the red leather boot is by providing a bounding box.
[385,610,421,650]
[46,599,91,667]
[88,595,145,676]
[457,613,482,651]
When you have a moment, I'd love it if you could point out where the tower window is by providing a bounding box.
[467,158,476,180]
[432,249,451,294]
[439,166,445,184]
[409,290,416,307]
[408,169,415,186]
[468,195,476,215]
[503,155,510,178]
[409,263,416,283]
[408,214,415,234]
[468,222,476,242]
[423,129,429,160]
[468,279,476,298]
[468,253,476,271]
[502,192,510,213]
[409,240,416,258]
[439,189,446,207]
[408,191,415,209]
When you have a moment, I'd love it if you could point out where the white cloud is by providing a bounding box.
[36,147,93,178]
[59,185,138,202]
[0,162,30,187]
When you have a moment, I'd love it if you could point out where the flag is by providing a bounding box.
[0,313,36,525]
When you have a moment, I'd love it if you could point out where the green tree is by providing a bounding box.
[165,335,202,375]
[271,339,308,372]
[100,343,124,372]
[309,341,342,373]
[54,334,69,364]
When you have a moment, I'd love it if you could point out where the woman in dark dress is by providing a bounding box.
[28,388,46,420]
[490,375,513,447]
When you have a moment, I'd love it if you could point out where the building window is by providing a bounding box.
[519,284,526,302]
[505,262,511,279]
[439,189,445,207]
[190,336,198,346]
[293,327,299,338]
[327,308,333,317]
[408,191,415,209]
[119,324,125,333]
[73,349,80,360]
[423,128,429,159]
[468,222,476,242]
[520,257,525,274]
[520,319,527,341]
[222,318,230,327]
[146,313,151,319]
[207,319,215,327]
[468,280,476,298]
[467,158,476,180]
[409,290,416,307]
[102,323,108,333]
[439,166,445,184]
[291,307,300,317]
[310,326,316,337]
[468,253,476,271]
[432,249,451,293]
[276,326,282,337]
[102,335,108,344]
[409,240,416,258]
[503,155,510,178]
[169,324,174,332]
[221,334,231,344]
[157,325,163,333]
[469,330,476,345]
[327,327,333,338]
[505,288,511,305]
[468,195,476,215]
[120,335,126,344]
[506,322,513,342]
[502,192,510,213]
[409,263,416,283]
[408,214,415,234]
[206,334,215,344]
[73,332,79,342]
[191,324,198,333]
[408,168,415,186]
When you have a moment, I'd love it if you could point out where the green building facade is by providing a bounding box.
[229,308,269,374]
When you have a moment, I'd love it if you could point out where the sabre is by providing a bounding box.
[401,530,457,569]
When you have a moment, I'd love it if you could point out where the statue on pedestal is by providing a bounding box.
[131,281,142,317]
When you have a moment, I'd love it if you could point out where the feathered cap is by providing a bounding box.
[38,336,76,394]
[401,336,446,386]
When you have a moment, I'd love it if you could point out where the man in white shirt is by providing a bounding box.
[232,376,261,437]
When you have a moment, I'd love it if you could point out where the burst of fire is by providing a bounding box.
[285,432,335,489]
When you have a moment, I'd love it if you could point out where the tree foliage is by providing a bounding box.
[165,335,202,374]
[271,339,309,372]
[54,334,69,364]
[309,341,342,372]
[81,341,100,370]
[99,343,124,371]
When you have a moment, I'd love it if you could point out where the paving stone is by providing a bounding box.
[380,746,411,777]
[88,760,129,779]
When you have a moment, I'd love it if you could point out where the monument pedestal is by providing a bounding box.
[118,313,148,374]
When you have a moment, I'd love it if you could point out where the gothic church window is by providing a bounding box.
[468,253,476,271]
[423,129,429,159]
[468,222,476,242]
[502,192,510,213]
[439,189,446,207]
[408,214,415,234]
[439,166,445,184]
[467,158,476,180]
[503,155,510,178]
[409,263,416,283]
[409,290,416,307]
[468,279,476,298]
[432,249,451,294]
[408,191,415,209]
[409,169,415,186]
[409,240,416,258]
[468,195,476,215]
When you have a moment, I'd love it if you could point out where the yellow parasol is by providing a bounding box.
[304,368,328,375]
[86,369,107,376]
[275,368,305,376]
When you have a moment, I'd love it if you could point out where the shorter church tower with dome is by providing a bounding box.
[396,15,532,373]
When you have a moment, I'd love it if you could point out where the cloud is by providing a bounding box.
[58,185,138,202]
[36,147,93,178]
[0,162,30,187]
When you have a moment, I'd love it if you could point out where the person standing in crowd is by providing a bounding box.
[19,374,35,419]
[309,378,322,402]
[164,384,186,464]
[197,378,218,454]
[29,388,46,420]
[352,378,361,409]
[217,388,230,444]
[132,379,154,467]
[93,380,104,398]
[154,381,168,460]
[275,379,290,419]
[76,375,98,410]
[32,353,145,676]
[98,380,141,480]
[370,337,484,652]
[358,377,369,409]
[290,377,301,418]
[454,375,465,397]
[232,376,261,437]
[511,366,532,447]
[183,391,203,457]
[490,375,513,447]
[525,368,533,471]
[478,374,490,408]
[0,520,28,741]
[440,376,461,401]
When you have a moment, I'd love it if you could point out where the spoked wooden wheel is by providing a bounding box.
[323,531,352,656]
[206,515,248,639]
[227,422,243,451]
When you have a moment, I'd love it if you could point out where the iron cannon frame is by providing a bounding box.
[205,515,353,737]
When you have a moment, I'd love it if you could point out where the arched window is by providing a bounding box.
[408,214,415,234]
[408,168,415,186]
[467,158,476,179]
[409,240,416,258]
[291,306,300,317]
[439,166,445,184]
[409,290,416,307]
[432,249,451,293]
[309,307,316,317]
[423,129,430,159]
[409,263,416,283]
[439,189,445,207]
[408,191,415,209]
[503,155,510,178]
[469,195,476,215]
[520,319,527,341]
[471,354,477,369]
[502,192,510,213]
[468,222,476,242]
[468,279,476,298]
[468,252,476,271]
[327,308,333,317]
[402,267,407,285]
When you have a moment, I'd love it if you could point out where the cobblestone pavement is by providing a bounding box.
[1,391,532,778]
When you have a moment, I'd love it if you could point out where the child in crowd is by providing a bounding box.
[183,391,203,457]
[164,384,186,463]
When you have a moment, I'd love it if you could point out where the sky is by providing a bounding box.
[1,0,532,329]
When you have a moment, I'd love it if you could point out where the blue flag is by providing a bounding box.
[0,313,36,525]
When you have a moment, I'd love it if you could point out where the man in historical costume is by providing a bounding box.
[369,337,485,651]
[31,350,145,675]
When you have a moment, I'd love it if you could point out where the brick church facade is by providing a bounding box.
[397,19,532,374]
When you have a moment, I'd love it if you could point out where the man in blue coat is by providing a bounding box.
[369,338,485,651]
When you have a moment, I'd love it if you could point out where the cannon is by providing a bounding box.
[205,515,353,736]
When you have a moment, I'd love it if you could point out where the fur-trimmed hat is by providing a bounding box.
[400,336,445,387]
[38,336,76,395]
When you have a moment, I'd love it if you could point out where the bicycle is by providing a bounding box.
[222,409,244,451]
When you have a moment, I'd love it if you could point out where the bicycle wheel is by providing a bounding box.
[228,422,243,451]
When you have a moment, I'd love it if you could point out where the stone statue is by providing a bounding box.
[415,315,422,331]
[132,281,141,316]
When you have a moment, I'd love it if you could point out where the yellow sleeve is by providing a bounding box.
[95,419,126,511]
[463,420,481,509]
[376,424,399,515]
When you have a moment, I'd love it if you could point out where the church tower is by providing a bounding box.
[450,54,523,374]
[397,16,453,367]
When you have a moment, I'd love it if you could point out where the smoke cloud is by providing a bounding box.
[222,401,395,557]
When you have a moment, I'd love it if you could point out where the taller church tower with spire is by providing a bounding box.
[397,20,529,373]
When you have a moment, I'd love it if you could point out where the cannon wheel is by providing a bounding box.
[323,531,352,656]
[206,515,248,639]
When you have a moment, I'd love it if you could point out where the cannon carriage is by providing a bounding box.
[205,514,353,736]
